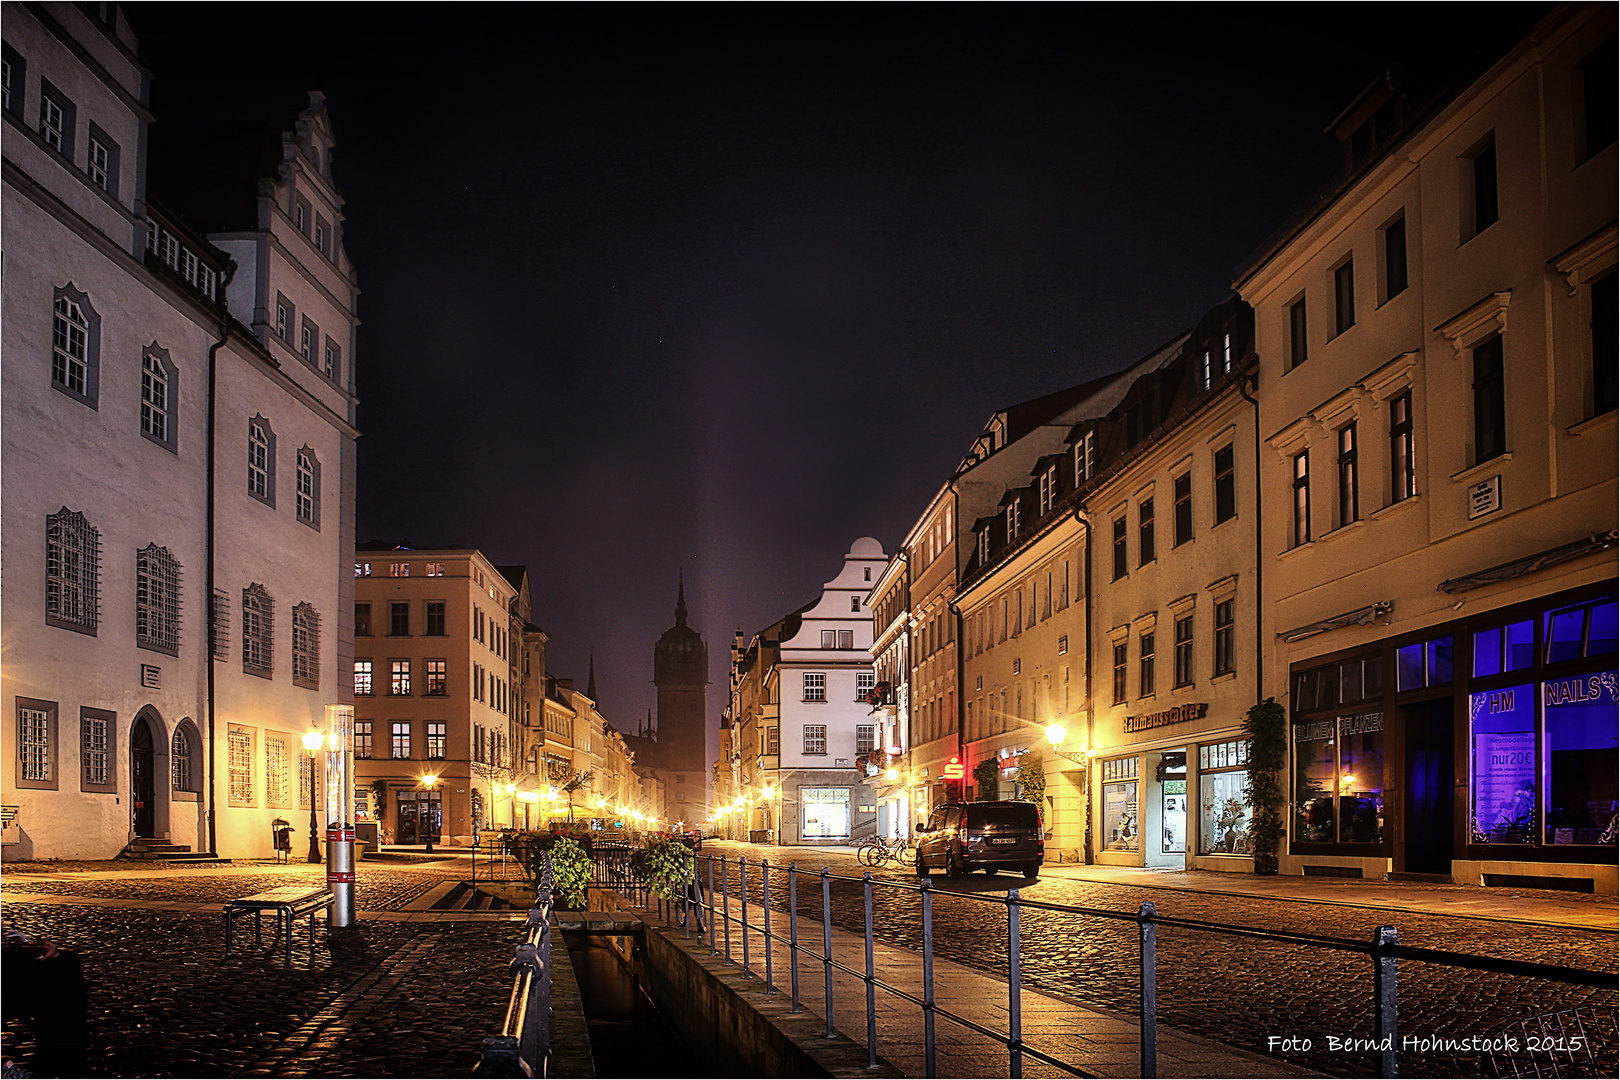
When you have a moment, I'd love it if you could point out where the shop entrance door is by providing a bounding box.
[1402,700,1455,875]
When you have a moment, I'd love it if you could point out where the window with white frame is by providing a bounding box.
[46,507,99,633]
[52,288,98,406]
[1038,464,1057,515]
[324,336,341,383]
[248,416,275,505]
[300,316,317,362]
[977,527,989,567]
[292,602,320,689]
[141,349,176,449]
[81,709,111,788]
[391,659,411,696]
[242,584,273,677]
[295,448,320,528]
[40,89,66,151]
[0,52,14,115]
[856,671,875,700]
[228,728,254,804]
[803,724,827,754]
[1006,499,1021,542]
[172,727,194,791]
[274,293,294,342]
[135,544,181,654]
[354,659,373,696]
[856,724,875,754]
[88,135,110,189]
[18,702,54,786]
[266,733,290,807]
[803,672,826,702]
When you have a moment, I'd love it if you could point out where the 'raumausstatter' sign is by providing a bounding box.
[1124,702,1209,733]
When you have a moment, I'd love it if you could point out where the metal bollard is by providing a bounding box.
[1139,901,1157,1078]
[921,877,936,1078]
[789,863,801,1013]
[821,867,834,1038]
[1373,925,1398,1078]
[864,871,877,1068]
[1008,888,1023,1079]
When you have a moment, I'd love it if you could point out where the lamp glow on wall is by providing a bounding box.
[1045,723,1067,748]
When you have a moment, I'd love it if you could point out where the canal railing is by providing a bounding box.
[604,850,1615,1080]
[475,856,555,1078]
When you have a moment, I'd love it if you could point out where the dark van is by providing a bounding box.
[915,801,1044,879]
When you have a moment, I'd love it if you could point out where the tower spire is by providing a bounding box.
[586,647,597,701]
[675,569,688,627]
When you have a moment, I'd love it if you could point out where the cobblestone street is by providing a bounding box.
[3,852,1615,1078]
[2,859,520,1078]
[695,842,1618,1080]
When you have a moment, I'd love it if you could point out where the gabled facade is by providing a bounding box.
[1238,3,1617,891]
[2,3,356,860]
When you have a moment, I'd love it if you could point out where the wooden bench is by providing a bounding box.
[223,886,335,965]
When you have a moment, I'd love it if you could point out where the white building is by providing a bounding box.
[771,538,887,844]
[2,3,358,860]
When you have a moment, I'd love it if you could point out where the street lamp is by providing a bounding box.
[302,729,325,863]
[1045,723,1068,748]
[420,773,439,853]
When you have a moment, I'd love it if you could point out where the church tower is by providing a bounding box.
[653,571,709,775]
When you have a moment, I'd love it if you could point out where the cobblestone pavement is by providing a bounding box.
[696,843,1618,1080]
[2,866,523,1077]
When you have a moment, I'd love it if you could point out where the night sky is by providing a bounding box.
[131,4,1546,758]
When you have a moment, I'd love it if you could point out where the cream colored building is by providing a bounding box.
[866,552,912,837]
[1080,302,1261,872]
[1238,3,1617,891]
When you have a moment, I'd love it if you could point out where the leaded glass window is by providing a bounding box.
[46,507,99,631]
[242,584,273,676]
[135,544,181,653]
[292,602,320,689]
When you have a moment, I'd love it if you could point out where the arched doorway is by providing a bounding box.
[131,716,156,837]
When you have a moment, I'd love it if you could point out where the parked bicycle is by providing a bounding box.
[857,834,915,868]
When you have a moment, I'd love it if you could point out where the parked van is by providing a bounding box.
[915,801,1044,878]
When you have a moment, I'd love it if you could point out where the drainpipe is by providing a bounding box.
[205,317,229,856]
[1074,505,1095,865]
[1237,373,1263,700]
[947,478,965,799]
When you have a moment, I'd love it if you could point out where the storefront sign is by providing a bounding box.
[1544,673,1618,706]
[1467,475,1501,519]
[1125,702,1209,733]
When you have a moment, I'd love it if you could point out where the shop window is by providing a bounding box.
[1101,755,1139,853]
[1293,712,1385,844]
[1396,636,1454,692]
[1292,664,1338,712]
[1338,655,1382,704]
[1198,739,1251,856]
[1472,619,1534,678]
[1469,684,1537,845]
[1544,673,1619,845]
[1545,599,1618,665]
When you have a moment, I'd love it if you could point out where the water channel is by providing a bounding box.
[562,932,706,1078]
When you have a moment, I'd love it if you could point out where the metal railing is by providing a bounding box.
[606,851,1615,1080]
[475,856,555,1078]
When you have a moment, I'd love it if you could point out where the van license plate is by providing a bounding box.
[990,838,1017,845]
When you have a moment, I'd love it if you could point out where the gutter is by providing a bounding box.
[1237,374,1263,700]
[205,316,229,856]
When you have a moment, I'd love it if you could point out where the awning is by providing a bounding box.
[1438,531,1618,594]
[1279,601,1393,643]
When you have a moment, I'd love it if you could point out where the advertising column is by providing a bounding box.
[324,704,356,928]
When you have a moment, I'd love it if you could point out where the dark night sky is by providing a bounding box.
[130,4,1545,759]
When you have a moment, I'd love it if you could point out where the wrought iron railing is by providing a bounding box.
[603,850,1615,1080]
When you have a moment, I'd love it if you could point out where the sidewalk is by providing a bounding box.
[705,841,1617,932]
[619,891,1326,1079]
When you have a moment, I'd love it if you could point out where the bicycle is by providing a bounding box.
[857,834,915,868]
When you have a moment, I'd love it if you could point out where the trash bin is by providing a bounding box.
[749,829,770,844]
[271,818,293,863]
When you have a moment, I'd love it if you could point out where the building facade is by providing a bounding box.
[352,547,518,846]
[866,552,912,837]
[3,3,357,860]
[762,538,887,844]
[1238,3,1617,891]
[625,577,708,824]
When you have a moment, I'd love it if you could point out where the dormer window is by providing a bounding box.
[1038,464,1057,515]
[977,527,990,568]
[1006,499,1021,543]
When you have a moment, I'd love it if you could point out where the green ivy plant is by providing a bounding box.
[369,780,389,828]
[630,837,694,901]
[973,757,1000,802]
[1015,753,1046,824]
[1242,698,1288,875]
[550,836,594,910]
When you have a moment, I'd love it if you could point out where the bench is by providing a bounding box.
[223,886,335,965]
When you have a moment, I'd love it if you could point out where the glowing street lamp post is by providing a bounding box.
[302,729,324,864]
[421,773,439,854]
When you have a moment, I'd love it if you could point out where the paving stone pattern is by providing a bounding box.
[700,849,1617,1080]
[1,868,520,1077]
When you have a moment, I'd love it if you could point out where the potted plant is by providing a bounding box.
[1242,698,1287,876]
[973,757,1000,802]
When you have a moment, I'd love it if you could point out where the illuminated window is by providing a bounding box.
[354,659,373,696]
